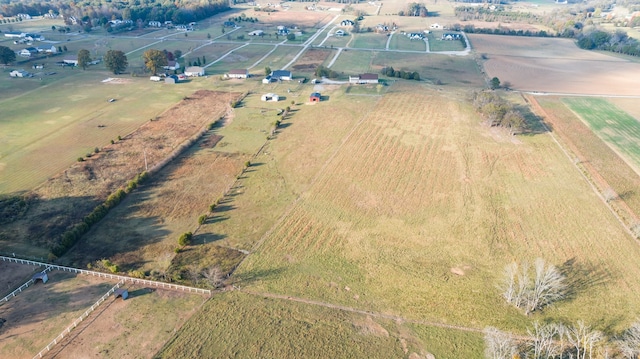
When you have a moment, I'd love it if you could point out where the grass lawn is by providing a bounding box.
[427,32,465,52]
[206,44,276,74]
[351,32,388,49]
[389,33,427,51]
[329,49,377,74]
[254,45,301,71]
[563,97,640,173]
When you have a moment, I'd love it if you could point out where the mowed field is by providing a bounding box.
[470,34,640,95]
[563,97,640,173]
[158,84,640,357]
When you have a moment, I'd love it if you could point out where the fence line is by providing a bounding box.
[0,256,211,295]
[0,266,52,305]
[32,281,124,359]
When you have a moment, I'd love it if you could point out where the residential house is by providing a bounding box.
[271,70,292,81]
[19,47,39,57]
[262,75,273,84]
[340,19,355,27]
[163,61,181,71]
[375,24,389,33]
[310,92,321,102]
[248,30,264,36]
[277,25,289,35]
[441,33,461,40]
[184,66,205,77]
[38,45,57,54]
[349,73,379,84]
[335,29,345,37]
[10,69,31,78]
[63,57,78,66]
[407,33,424,40]
[24,33,44,41]
[148,21,162,27]
[16,13,31,20]
[227,69,249,79]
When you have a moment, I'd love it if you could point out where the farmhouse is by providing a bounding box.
[408,33,424,40]
[227,69,249,79]
[163,61,181,71]
[148,21,162,27]
[248,30,264,36]
[340,19,355,27]
[335,29,345,37]
[19,47,39,57]
[261,93,279,102]
[24,33,44,41]
[9,69,31,78]
[442,33,461,40]
[349,73,379,84]
[375,24,389,32]
[38,45,57,54]
[184,66,205,77]
[310,92,321,102]
[271,70,292,81]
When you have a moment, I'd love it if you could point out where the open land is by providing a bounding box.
[3,3,640,358]
[470,34,640,95]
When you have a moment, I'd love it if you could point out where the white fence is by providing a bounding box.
[0,256,211,295]
[0,266,51,305]
[32,281,124,359]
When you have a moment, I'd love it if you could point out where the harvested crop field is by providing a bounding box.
[470,34,640,95]
[291,48,332,72]
[0,90,240,257]
[0,270,118,359]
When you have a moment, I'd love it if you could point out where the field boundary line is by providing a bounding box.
[525,95,638,238]
[0,256,211,295]
[32,280,124,359]
[0,266,51,306]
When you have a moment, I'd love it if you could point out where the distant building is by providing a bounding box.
[10,69,31,78]
[349,73,378,84]
[163,61,181,71]
[430,23,443,29]
[19,47,39,57]
[184,66,205,77]
[227,69,248,79]
[310,92,321,102]
[165,75,179,84]
[148,21,162,27]
[340,19,355,27]
[441,33,461,40]
[261,93,279,102]
[248,30,264,36]
[271,70,292,81]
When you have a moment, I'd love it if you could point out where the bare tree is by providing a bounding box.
[501,258,566,315]
[484,327,518,359]
[187,264,201,285]
[565,321,603,359]
[202,266,224,289]
[527,321,564,359]
[618,321,640,359]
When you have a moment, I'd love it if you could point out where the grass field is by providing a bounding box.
[156,290,484,359]
[351,32,388,49]
[329,49,377,74]
[427,32,465,52]
[563,98,640,173]
[389,33,427,51]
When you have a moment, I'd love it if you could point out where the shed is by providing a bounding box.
[310,92,321,102]
[271,70,292,81]
[262,75,272,84]
[32,272,49,283]
[261,93,279,102]
[165,75,179,84]
[114,288,129,300]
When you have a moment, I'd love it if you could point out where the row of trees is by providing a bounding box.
[576,28,640,56]
[486,320,640,359]
[473,91,525,134]
[398,2,429,17]
[380,66,420,81]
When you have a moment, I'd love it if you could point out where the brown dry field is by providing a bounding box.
[470,34,640,95]
[528,95,640,225]
[0,270,118,359]
[0,262,40,297]
[0,91,240,256]
[291,48,332,72]
[609,98,640,121]
[243,4,335,28]
[42,285,204,359]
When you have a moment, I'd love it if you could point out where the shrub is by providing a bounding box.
[178,232,193,246]
[94,147,100,153]
[110,139,115,144]
[198,214,207,225]
[209,204,216,212]
[77,157,84,162]
[117,135,122,141]
[244,160,251,168]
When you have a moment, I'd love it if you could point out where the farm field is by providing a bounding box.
[563,97,640,174]
[0,270,118,359]
[205,44,275,74]
[529,96,640,225]
[228,88,640,336]
[329,49,377,74]
[470,34,640,95]
[351,32,388,49]
[156,290,484,359]
[389,33,426,51]
[427,32,465,52]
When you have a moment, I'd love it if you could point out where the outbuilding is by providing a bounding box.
[271,70,292,81]
[261,93,279,102]
[310,92,321,102]
[32,272,49,283]
[227,69,249,79]
[184,66,205,77]
[114,288,129,300]
[165,75,179,84]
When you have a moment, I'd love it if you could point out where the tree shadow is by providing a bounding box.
[126,287,154,299]
[515,104,552,136]
[558,258,611,302]
[232,267,286,286]
[193,232,226,245]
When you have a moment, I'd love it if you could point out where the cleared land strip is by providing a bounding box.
[0,256,211,295]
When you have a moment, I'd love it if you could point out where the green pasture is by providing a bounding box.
[0,71,210,194]
[563,97,640,172]
[180,43,241,67]
[373,52,483,87]
[330,49,377,74]
[351,32,388,49]
[389,33,427,51]
[205,44,276,74]
[255,45,301,71]
[320,32,352,48]
[310,24,336,46]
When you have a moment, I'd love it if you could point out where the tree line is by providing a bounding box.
[473,91,525,134]
[0,0,229,26]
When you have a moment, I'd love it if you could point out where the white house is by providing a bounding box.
[10,69,30,77]
[24,33,44,41]
[262,75,273,84]
[63,57,78,66]
[430,23,443,29]
[271,70,292,81]
[184,66,205,77]
[163,61,181,71]
[38,45,57,54]
[340,19,355,27]
[335,29,345,37]
[148,21,162,27]
[227,69,248,79]
[19,47,38,57]
[248,30,264,36]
